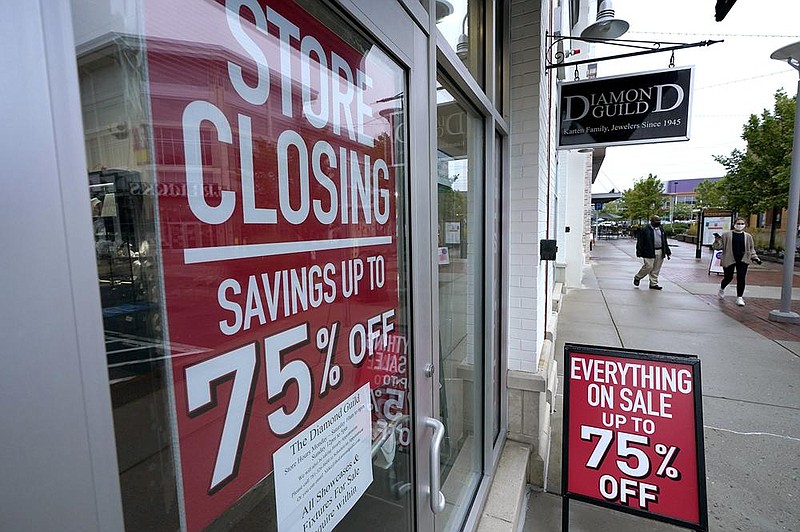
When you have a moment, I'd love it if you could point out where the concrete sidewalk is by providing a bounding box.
[523,238,800,532]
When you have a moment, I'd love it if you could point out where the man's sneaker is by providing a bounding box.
[633,277,640,286]
[649,285,663,290]
[736,297,745,306]
[718,288,725,299]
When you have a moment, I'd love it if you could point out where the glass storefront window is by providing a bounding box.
[435,0,485,87]
[73,1,413,530]
[436,78,485,530]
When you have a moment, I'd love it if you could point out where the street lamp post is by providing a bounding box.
[768,41,800,323]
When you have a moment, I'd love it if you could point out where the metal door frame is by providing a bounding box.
[1,1,125,530]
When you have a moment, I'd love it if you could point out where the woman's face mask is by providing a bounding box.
[734,223,745,231]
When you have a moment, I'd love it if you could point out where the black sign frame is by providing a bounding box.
[561,343,708,532]
[696,208,734,259]
[557,67,694,150]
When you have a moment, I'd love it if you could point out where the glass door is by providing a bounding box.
[71,0,437,531]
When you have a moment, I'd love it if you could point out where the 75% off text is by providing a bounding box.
[184,308,395,493]
[580,425,681,510]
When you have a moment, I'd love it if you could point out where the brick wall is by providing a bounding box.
[508,0,554,372]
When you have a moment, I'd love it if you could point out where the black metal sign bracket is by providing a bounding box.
[545,33,723,71]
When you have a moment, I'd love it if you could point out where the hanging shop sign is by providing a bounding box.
[144,0,405,530]
[562,344,708,532]
[557,67,693,149]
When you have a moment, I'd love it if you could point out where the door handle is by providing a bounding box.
[425,417,446,514]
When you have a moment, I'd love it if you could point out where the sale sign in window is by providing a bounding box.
[143,0,407,530]
[563,344,708,531]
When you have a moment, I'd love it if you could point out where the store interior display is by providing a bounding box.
[89,169,160,379]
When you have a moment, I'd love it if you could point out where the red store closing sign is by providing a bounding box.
[143,0,405,529]
[562,344,708,531]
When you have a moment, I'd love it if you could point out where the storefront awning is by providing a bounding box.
[590,147,606,184]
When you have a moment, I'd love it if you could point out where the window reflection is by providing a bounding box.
[494,0,505,111]
[436,79,484,529]
[435,0,485,86]
[74,1,412,530]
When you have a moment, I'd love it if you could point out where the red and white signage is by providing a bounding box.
[144,0,405,529]
[563,344,708,531]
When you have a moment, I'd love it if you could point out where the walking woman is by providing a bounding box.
[713,217,762,306]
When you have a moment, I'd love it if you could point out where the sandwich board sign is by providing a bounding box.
[562,343,708,531]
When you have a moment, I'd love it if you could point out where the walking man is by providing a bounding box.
[634,215,671,290]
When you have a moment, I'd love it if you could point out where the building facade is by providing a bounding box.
[0,0,596,530]
[665,177,721,220]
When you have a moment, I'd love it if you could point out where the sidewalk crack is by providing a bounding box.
[704,425,800,443]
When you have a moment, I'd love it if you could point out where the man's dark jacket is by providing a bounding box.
[636,225,671,258]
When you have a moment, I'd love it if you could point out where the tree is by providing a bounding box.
[672,202,693,221]
[713,90,796,248]
[600,198,625,218]
[695,178,726,209]
[622,174,666,222]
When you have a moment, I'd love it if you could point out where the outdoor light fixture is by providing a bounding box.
[434,0,454,23]
[545,0,722,73]
[770,41,800,71]
[456,13,469,61]
[581,0,629,40]
[715,0,738,22]
[768,40,800,324]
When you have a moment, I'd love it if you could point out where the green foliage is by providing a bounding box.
[695,178,726,209]
[438,185,467,224]
[600,198,625,218]
[713,90,796,214]
[749,227,784,251]
[664,222,689,237]
[671,203,693,220]
[622,174,666,221]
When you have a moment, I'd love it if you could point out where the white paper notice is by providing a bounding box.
[274,383,373,532]
[445,222,461,244]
